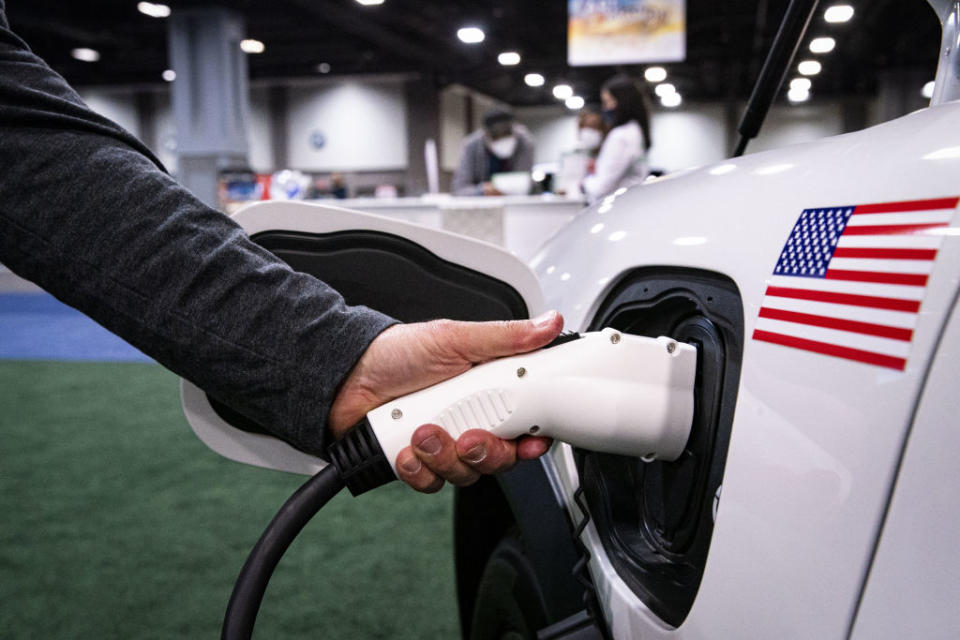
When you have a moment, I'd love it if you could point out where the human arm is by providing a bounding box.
[0,8,395,454]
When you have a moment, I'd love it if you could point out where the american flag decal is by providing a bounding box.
[753,196,959,371]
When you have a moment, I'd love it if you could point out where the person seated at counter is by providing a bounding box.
[451,109,536,196]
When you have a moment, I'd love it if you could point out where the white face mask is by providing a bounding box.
[578,127,603,150]
[488,135,518,159]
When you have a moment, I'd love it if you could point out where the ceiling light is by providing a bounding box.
[524,73,545,87]
[498,51,521,66]
[317,62,332,74]
[654,82,676,97]
[162,69,176,82]
[552,84,573,100]
[71,48,100,62]
[355,0,385,5]
[137,2,170,18]
[809,37,836,53]
[565,95,585,110]
[798,60,822,75]
[922,81,935,98]
[457,27,485,44]
[644,66,667,82]
[240,39,265,54]
[661,92,682,108]
[824,4,854,23]
[790,77,812,91]
[788,87,811,102]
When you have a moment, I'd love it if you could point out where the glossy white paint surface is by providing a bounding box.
[534,101,960,638]
[850,296,960,638]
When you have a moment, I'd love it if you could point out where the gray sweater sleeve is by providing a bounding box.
[0,7,397,455]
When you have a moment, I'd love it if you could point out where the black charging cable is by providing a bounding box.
[221,419,395,640]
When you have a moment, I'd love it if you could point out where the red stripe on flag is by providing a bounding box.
[825,270,928,286]
[831,247,938,260]
[764,286,921,312]
[752,329,907,371]
[842,222,949,236]
[758,307,913,341]
[852,197,959,214]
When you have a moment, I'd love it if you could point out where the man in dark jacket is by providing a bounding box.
[451,109,536,195]
[0,2,561,492]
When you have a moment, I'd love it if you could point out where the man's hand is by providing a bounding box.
[329,311,564,492]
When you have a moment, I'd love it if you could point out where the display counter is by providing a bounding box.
[305,194,587,261]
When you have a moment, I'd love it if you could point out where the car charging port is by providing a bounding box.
[579,268,744,627]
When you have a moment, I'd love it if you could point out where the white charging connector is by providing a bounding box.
[368,328,698,474]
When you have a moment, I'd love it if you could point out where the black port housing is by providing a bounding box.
[579,267,744,627]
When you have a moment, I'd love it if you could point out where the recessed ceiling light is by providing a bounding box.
[457,27,485,44]
[137,2,170,18]
[798,60,822,75]
[240,39,265,54]
[355,0,385,5]
[552,84,573,100]
[661,92,682,108]
[824,4,854,23]
[565,95,585,110]
[790,77,812,91]
[654,82,676,97]
[498,51,521,66]
[317,62,331,74]
[524,73,545,87]
[922,81,935,99]
[644,66,667,82]
[162,69,176,82]
[71,47,100,62]
[788,87,811,102]
[809,37,836,53]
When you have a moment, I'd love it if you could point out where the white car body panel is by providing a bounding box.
[177,85,960,640]
[534,102,960,638]
[850,296,960,639]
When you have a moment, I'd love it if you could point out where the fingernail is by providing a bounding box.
[417,435,442,455]
[463,443,487,464]
[400,457,422,474]
[532,310,557,328]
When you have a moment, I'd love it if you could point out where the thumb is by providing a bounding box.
[444,310,564,363]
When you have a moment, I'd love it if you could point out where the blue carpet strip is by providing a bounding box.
[0,293,152,362]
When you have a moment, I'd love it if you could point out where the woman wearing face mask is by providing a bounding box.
[452,109,536,196]
[582,75,653,203]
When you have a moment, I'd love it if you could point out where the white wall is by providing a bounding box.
[518,100,849,174]
[750,100,845,153]
[648,103,728,171]
[78,88,140,138]
[286,80,408,172]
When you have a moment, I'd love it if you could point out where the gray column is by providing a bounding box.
[404,76,441,196]
[167,8,250,208]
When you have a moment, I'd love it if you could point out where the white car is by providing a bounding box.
[183,1,960,637]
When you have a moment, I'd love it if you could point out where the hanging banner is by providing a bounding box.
[568,0,686,66]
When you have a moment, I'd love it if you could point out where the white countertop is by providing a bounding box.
[307,193,586,211]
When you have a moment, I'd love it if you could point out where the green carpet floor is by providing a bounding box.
[0,361,460,639]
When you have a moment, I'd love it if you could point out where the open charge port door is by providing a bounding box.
[580,268,744,627]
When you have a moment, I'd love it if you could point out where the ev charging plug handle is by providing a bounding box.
[222,328,698,640]
[368,328,698,472]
